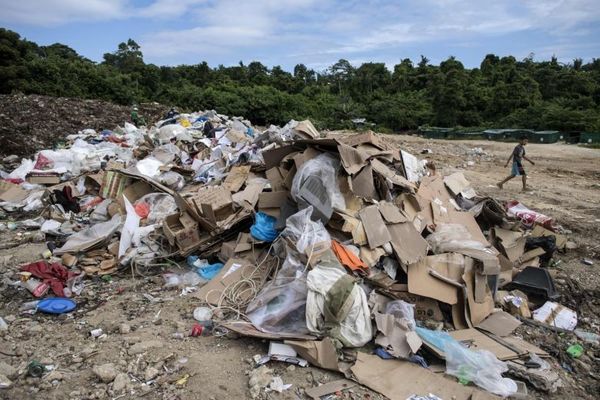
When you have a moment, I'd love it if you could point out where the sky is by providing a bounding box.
[1,0,599,72]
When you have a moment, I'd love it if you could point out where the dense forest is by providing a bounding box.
[1,28,599,132]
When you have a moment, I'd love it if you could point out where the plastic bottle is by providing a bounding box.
[574,330,599,345]
[20,278,49,297]
[0,317,8,331]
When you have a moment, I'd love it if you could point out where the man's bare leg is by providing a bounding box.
[497,175,515,189]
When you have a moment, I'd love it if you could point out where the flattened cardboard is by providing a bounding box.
[232,181,266,210]
[350,165,377,199]
[26,172,61,185]
[378,201,407,224]
[337,131,385,150]
[222,165,251,193]
[444,172,477,199]
[388,222,428,266]
[258,191,289,209]
[265,167,286,191]
[408,258,459,305]
[417,175,452,207]
[359,205,391,249]
[493,228,526,262]
[285,338,340,371]
[463,259,494,326]
[476,310,522,337]
[294,120,320,139]
[0,181,28,202]
[519,247,546,263]
[351,352,496,400]
[370,159,415,191]
[195,258,266,305]
[337,142,369,175]
[381,289,445,322]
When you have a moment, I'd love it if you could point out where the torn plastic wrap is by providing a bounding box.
[54,215,122,255]
[291,153,346,219]
[246,251,310,335]
[416,327,517,397]
[133,193,177,224]
[280,206,331,256]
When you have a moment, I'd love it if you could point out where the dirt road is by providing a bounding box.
[0,135,599,400]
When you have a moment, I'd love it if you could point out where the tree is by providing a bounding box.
[102,39,144,74]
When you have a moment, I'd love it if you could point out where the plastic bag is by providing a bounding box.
[506,200,553,229]
[134,193,177,224]
[247,251,310,334]
[7,158,34,181]
[427,224,488,253]
[250,212,279,242]
[385,300,416,330]
[306,253,372,347]
[281,206,331,255]
[54,215,122,255]
[291,153,345,211]
[158,171,185,190]
[135,157,164,178]
[134,201,151,218]
[163,271,206,288]
[415,327,517,397]
[186,257,224,281]
[525,236,556,265]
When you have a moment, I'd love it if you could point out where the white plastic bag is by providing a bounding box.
[445,339,517,397]
[291,153,345,210]
[134,193,177,224]
[281,206,331,255]
[135,157,164,178]
[385,300,416,330]
[427,224,496,257]
[306,255,372,347]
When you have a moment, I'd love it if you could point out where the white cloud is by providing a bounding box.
[0,0,128,26]
[1,0,598,67]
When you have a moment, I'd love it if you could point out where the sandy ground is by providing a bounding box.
[1,135,599,400]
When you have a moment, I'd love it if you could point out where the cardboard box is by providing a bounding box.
[0,181,28,203]
[163,212,200,252]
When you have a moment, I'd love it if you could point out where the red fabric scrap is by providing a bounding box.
[21,261,78,297]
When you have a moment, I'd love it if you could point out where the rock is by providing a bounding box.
[144,366,159,381]
[112,373,129,393]
[0,362,17,379]
[119,323,131,334]
[93,363,118,383]
[27,323,43,334]
[286,365,296,372]
[128,340,162,355]
[3,315,15,323]
[0,374,12,389]
[249,365,273,397]
[44,370,64,381]
[39,357,53,365]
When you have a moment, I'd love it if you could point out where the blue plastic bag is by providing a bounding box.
[186,256,224,281]
[250,212,279,242]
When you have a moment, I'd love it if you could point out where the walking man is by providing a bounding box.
[497,136,535,191]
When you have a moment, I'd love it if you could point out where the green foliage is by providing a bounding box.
[1,28,599,132]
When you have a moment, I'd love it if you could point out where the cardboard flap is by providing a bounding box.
[351,352,496,400]
[476,310,522,337]
[359,205,391,249]
[222,165,251,193]
[444,172,477,199]
[337,142,370,175]
[285,338,340,371]
[388,222,428,266]
[350,164,377,199]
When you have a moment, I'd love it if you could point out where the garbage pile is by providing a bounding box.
[0,110,586,399]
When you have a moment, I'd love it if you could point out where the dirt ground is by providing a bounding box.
[1,135,599,400]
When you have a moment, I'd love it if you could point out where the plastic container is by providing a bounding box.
[20,278,50,298]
